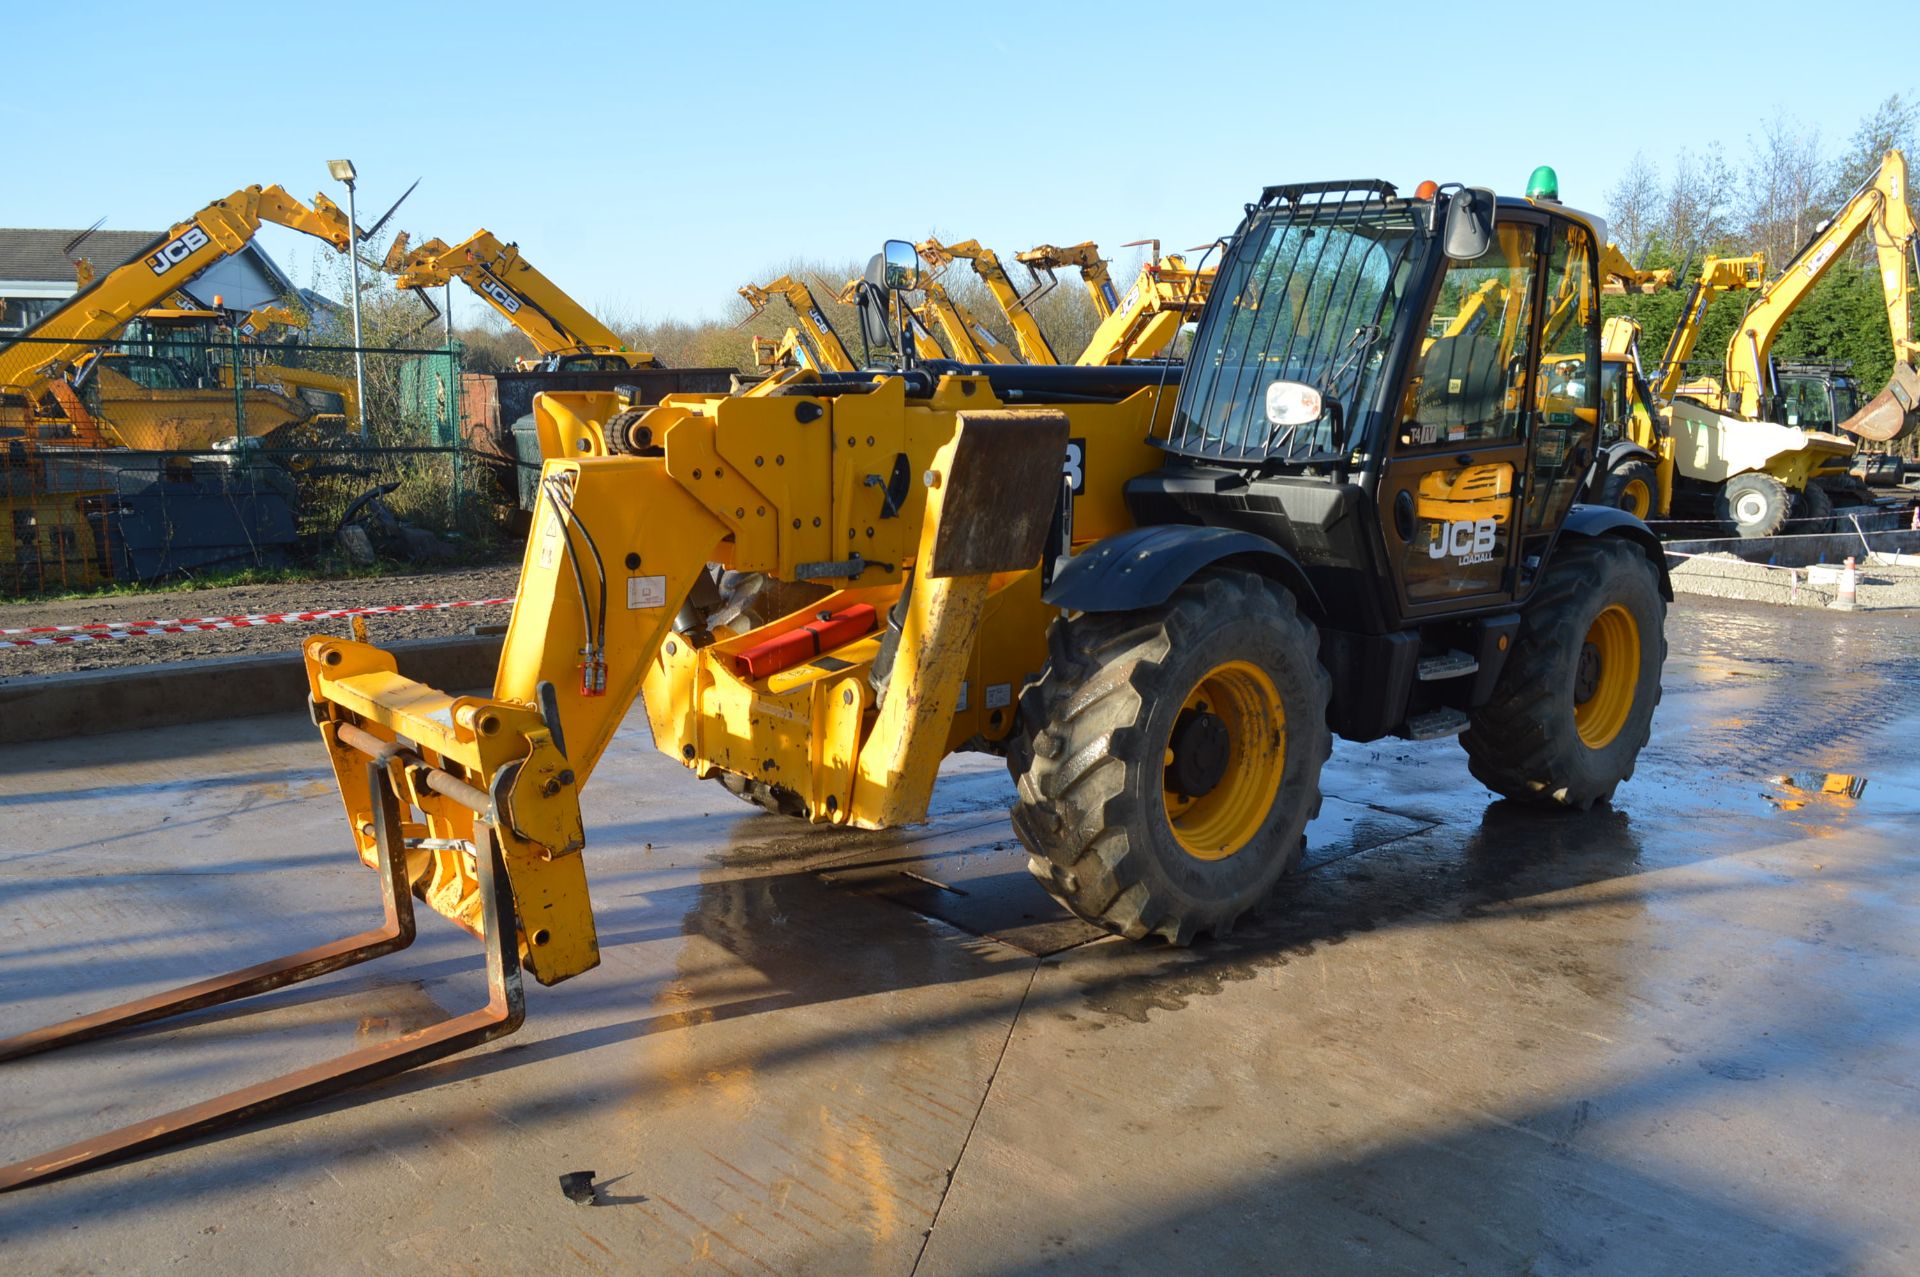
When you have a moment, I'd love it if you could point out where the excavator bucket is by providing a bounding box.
[1839,361,1920,443]
[0,762,525,1192]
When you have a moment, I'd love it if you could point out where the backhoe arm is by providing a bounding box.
[1653,254,1766,401]
[1723,151,1917,429]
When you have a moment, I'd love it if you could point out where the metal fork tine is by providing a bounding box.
[0,770,527,1193]
[0,762,414,1064]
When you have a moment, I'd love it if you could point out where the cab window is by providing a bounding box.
[1399,223,1539,449]
[1525,218,1597,531]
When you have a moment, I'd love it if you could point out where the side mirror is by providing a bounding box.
[1442,188,1497,260]
[881,239,921,291]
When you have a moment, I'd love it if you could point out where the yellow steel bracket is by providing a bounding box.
[849,409,1070,828]
[304,636,596,985]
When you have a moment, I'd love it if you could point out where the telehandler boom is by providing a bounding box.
[0,185,351,445]
[388,230,660,372]
[918,237,1059,363]
[738,275,859,373]
[1,174,1671,1192]
[1017,241,1121,317]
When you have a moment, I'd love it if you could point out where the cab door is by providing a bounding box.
[1377,216,1545,619]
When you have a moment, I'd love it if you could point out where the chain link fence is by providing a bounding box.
[2,332,519,597]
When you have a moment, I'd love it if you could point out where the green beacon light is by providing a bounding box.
[1527,165,1560,201]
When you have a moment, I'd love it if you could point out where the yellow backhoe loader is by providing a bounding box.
[1,174,1672,1191]
[1592,149,1918,538]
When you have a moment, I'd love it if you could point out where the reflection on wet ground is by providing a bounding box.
[0,596,1917,1274]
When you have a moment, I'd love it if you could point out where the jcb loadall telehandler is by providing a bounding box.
[0,173,1670,1191]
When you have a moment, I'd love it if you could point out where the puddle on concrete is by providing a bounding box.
[1764,772,1869,810]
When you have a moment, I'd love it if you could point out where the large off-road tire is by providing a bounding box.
[1793,479,1834,533]
[1462,538,1665,810]
[1007,572,1332,944]
[1601,459,1658,520]
[1715,472,1792,537]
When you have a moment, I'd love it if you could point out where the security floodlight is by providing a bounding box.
[327,159,357,185]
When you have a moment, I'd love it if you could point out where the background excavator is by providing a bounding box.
[1594,152,1917,535]
[1,174,1671,1191]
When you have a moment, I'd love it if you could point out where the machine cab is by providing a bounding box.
[1149,175,1605,630]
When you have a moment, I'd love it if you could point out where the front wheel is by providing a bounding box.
[1007,572,1332,944]
[1715,472,1792,538]
[1601,458,1658,519]
[1462,537,1666,809]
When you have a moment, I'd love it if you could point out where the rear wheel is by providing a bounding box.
[1715,472,1792,537]
[1602,459,1658,519]
[1007,572,1331,944]
[1794,479,1834,533]
[1462,538,1665,809]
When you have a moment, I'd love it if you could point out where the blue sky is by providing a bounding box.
[11,0,1910,327]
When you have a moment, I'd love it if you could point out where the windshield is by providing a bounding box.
[1166,189,1422,463]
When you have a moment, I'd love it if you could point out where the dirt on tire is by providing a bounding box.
[1,564,522,679]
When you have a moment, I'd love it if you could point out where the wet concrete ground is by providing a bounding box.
[0,597,1916,1275]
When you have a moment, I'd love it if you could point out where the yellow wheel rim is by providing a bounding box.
[1573,604,1640,749]
[1162,660,1287,861]
[1619,478,1652,519]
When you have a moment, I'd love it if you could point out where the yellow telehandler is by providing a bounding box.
[1,173,1671,1190]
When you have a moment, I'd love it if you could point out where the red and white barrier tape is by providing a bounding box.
[2,597,514,649]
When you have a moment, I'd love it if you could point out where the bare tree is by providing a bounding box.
[1607,152,1661,260]
[1742,113,1828,268]
[1655,144,1735,265]
[1831,93,1918,201]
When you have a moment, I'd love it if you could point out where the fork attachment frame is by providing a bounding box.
[0,763,525,1192]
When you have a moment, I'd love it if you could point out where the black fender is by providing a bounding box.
[1560,503,1672,600]
[1602,439,1658,469]
[1043,524,1321,614]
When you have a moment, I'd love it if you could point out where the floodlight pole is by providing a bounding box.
[330,160,368,440]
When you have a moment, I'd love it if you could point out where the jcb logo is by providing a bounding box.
[1428,517,1498,563]
[479,276,521,314]
[146,226,210,275]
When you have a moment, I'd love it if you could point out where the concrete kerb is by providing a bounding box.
[0,635,503,745]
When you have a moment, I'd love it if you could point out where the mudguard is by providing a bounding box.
[1561,503,1672,599]
[1043,524,1320,614]
[1603,439,1658,468]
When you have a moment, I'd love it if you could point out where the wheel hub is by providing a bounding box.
[1575,642,1601,704]
[1166,708,1230,798]
[1735,492,1767,524]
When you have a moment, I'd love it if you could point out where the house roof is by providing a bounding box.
[0,228,161,283]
